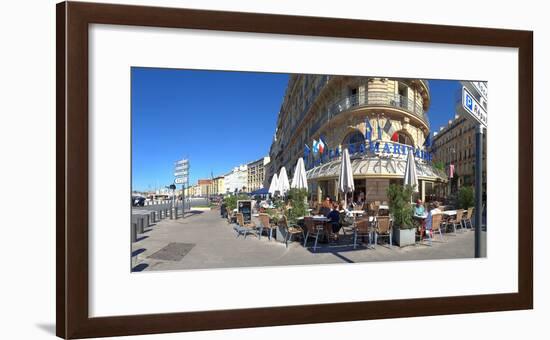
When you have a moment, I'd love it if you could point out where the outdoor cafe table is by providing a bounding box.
[379,204,389,210]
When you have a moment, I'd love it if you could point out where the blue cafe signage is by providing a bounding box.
[306,141,433,169]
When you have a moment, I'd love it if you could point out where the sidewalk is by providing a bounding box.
[131,209,486,272]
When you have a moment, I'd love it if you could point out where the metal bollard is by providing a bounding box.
[144,214,150,228]
[131,222,137,242]
[174,207,179,219]
[169,208,173,219]
[137,217,144,234]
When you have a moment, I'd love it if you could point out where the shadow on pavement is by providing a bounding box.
[132,263,149,272]
[132,248,146,257]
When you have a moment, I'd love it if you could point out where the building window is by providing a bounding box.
[391,130,414,146]
[342,130,364,148]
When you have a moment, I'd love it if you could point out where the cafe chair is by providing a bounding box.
[448,209,464,234]
[425,213,444,246]
[462,207,474,230]
[234,213,257,239]
[279,215,304,248]
[352,218,372,249]
[258,213,276,241]
[303,216,324,251]
[373,216,392,248]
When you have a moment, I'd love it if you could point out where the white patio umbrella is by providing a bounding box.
[291,158,308,190]
[268,173,279,196]
[278,167,291,196]
[403,149,419,193]
[338,148,355,207]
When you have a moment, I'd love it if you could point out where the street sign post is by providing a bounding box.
[461,83,487,258]
[462,86,487,127]
[174,177,187,185]
[174,159,189,218]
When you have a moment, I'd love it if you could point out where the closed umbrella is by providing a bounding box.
[291,158,308,190]
[339,148,355,207]
[278,167,290,196]
[268,173,279,196]
[404,149,419,192]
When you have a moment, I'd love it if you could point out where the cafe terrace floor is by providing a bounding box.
[131,209,486,272]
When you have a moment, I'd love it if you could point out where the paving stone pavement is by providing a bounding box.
[131,209,487,272]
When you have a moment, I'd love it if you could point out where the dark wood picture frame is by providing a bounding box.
[56,1,533,338]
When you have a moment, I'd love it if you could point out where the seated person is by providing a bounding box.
[424,201,441,236]
[414,199,426,217]
[327,203,342,240]
[318,197,332,217]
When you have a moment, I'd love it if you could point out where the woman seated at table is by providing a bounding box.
[327,203,342,241]
[424,201,441,236]
[319,197,332,217]
[414,199,426,217]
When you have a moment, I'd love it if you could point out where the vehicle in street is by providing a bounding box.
[132,196,145,207]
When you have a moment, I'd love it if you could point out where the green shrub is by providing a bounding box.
[387,184,414,229]
[222,193,249,211]
[458,186,475,209]
[285,188,309,224]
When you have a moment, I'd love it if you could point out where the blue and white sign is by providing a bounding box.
[462,87,487,127]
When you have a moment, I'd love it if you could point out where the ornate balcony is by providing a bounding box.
[328,92,429,126]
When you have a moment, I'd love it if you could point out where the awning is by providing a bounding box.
[250,188,269,195]
[306,155,447,182]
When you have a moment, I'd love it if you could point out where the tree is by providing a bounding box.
[458,186,475,209]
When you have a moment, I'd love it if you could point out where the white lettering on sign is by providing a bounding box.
[462,87,487,127]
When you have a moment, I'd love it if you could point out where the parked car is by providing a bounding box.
[132,196,145,207]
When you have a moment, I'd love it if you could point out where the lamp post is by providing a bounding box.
[474,125,484,258]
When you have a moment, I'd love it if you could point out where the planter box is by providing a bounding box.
[392,227,416,247]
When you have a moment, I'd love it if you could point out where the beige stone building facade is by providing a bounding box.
[198,179,213,197]
[431,114,487,197]
[211,176,225,195]
[266,75,447,203]
[247,156,270,192]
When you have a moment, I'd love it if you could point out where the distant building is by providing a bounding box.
[198,179,213,197]
[247,156,270,192]
[224,165,248,194]
[184,184,199,197]
[431,114,487,197]
[211,176,225,195]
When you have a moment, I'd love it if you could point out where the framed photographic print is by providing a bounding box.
[57,1,533,339]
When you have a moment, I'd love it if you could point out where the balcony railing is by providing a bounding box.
[328,92,429,125]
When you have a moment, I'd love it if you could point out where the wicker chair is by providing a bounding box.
[279,215,304,248]
[425,213,444,246]
[462,207,474,230]
[234,213,257,239]
[303,216,324,251]
[257,213,276,241]
[352,218,372,249]
[446,209,464,234]
[373,216,392,248]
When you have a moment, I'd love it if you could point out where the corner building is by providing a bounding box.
[266,75,447,203]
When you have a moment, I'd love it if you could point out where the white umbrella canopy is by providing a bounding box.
[404,149,419,192]
[278,167,291,196]
[338,148,355,206]
[291,158,308,190]
[268,173,279,196]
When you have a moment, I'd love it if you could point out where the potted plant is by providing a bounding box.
[387,184,416,247]
[285,188,309,225]
[458,186,475,209]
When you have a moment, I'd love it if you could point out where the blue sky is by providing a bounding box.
[132,68,460,191]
